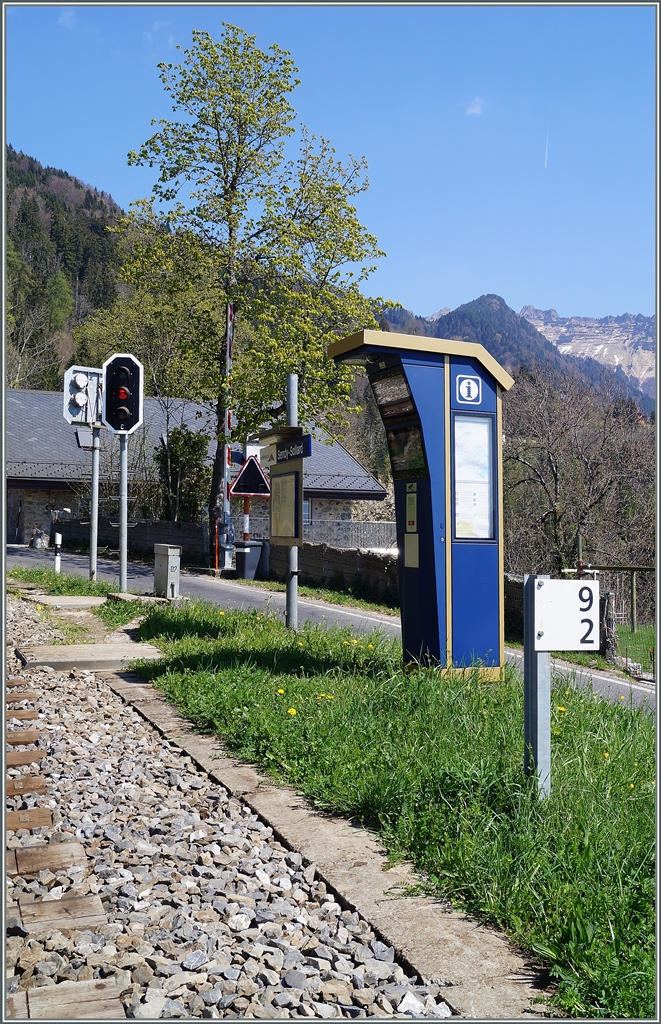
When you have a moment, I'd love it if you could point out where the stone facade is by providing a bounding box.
[6,487,80,545]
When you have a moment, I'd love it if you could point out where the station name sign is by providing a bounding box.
[275,435,312,463]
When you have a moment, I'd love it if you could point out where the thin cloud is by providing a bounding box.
[145,21,174,47]
[466,96,484,116]
[57,7,75,29]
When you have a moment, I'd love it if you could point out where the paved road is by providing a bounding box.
[5,545,654,710]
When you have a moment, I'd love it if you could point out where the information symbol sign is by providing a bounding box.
[456,375,482,405]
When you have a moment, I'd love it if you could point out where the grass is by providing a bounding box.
[131,600,655,1019]
[7,567,148,633]
[235,577,399,616]
[616,624,655,674]
[7,567,119,597]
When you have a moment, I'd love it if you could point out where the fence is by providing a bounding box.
[230,518,397,550]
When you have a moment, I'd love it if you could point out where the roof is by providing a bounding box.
[4,390,386,501]
[328,328,515,391]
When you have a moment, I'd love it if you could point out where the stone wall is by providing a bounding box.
[269,542,399,605]
[6,487,80,544]
[58,518,209,563]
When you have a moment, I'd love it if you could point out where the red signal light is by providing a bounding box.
[116,387,129,400]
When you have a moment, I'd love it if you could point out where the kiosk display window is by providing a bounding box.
[371,370,416,421]
[271,472,298,538]
[386,424,428,479]
[454,416,493,539]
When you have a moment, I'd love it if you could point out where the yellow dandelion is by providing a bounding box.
[277,688,285,694]
[620,695,625,700]
[604,752,609,759]
[287,708,297,716]
[317,694,326,700]
[368,644,374,649]
[565,690,569,696]
[219,611,225,616]
[343,641,349,646]
[352,639,358,645]
[298,642,304,647]
[557,706,566,712]
[36,605,41,610]
[634,762,639,767]
[629,783,634,788]
[326,695,334,700]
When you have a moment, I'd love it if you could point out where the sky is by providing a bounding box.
[4,2,657,318]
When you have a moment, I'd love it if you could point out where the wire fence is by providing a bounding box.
[230,518,397,550]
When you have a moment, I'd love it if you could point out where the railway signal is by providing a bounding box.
[102,354,143,435]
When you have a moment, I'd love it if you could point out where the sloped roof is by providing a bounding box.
[5,390,386,501]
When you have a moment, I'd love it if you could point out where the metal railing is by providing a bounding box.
[303,520,397,550]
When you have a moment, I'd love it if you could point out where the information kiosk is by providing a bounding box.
[328,330,514,673]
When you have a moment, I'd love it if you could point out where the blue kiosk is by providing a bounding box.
[328,330,514,675]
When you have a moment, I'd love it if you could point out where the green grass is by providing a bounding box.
[616,625,655,674]
[7,567,119,597]
[132,601,655,1019]
[94,598,150,630]
[235,577,399,616]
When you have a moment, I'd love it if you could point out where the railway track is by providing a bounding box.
[5,596,455,1021]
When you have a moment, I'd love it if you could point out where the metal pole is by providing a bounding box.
[54,533,62,575]
[631,570,637,634]
[119,433,128,593]
[286,373,298,631]
[523,574,551,799]
[220,303,234,571]
[90,427,100,581]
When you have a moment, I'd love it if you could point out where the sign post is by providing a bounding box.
[63,365,103,581]
[524,576,599,798]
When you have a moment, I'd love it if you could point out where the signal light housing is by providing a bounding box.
[102,354,143,434]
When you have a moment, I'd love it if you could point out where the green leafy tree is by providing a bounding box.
[120,24,385,547]
[155,426,212,522]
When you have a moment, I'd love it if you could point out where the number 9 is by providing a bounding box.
[579,586,593,612]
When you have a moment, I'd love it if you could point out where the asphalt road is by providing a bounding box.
[5,545,655,711]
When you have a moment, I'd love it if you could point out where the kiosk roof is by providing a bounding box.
[328,329,515,391]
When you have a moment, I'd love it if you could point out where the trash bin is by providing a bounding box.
[235,541,263,581]
[154,544,181,598]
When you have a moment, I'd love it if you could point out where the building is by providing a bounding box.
[5,390,387,547]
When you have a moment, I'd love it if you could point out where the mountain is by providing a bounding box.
[520,306,656,399]
[382,294,654,412]
[6,145,125,389]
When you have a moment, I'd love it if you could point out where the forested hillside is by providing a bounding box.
[6,145,123,389]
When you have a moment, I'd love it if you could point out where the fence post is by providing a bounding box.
[630,570,637,634]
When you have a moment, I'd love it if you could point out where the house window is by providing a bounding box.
[303,499,311,525]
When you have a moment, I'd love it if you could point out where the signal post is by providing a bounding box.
[101,354,144,592]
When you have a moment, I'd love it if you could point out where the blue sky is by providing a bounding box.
[4,3,657,318]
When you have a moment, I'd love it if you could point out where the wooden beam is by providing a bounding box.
[18,894,107,935]
[11,842,87,879]
[6,775,47,795]
[27,977,126,1019]
[6,730,40,746]
[6,808,53,831]
[6,691,38,702]
[6,709,39,721]
[6,751,45,767]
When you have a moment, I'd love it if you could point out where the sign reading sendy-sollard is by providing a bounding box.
[328,329,514,674]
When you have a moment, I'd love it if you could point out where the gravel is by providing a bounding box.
[5,594,454,1019]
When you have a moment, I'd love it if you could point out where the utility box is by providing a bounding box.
[329,329,514,674]
[154,544,181,599]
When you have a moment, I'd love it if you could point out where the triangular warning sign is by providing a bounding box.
[229,455,271,497]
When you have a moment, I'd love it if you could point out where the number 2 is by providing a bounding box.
[580,618,594,644]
